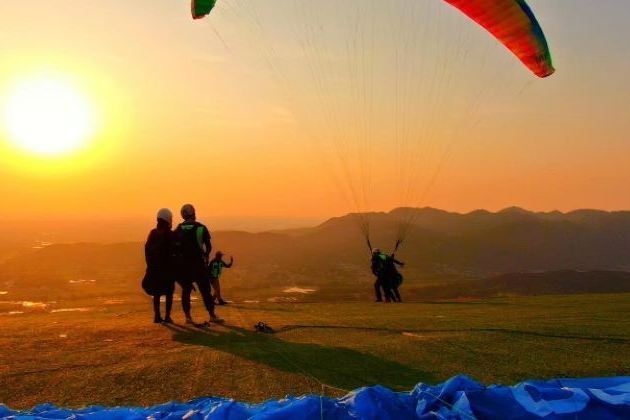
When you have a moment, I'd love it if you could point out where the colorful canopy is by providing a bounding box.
[444,0,555,77]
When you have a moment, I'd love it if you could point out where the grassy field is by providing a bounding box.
[1,294,629,410]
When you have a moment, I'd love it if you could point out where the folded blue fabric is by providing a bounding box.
[3,375,630,419]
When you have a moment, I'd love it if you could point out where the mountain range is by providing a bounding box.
[2,207,630,301]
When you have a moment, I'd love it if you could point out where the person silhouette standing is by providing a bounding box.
[142,208,176,323]
[208,251,234,305]
[174,204,221,325]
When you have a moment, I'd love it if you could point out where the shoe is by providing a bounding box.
[163,316,174,324]
[185,317,195,325]
[210,314,225,323]
[255,322,274,334]
[154,316,164,324]
[218,299,228,306]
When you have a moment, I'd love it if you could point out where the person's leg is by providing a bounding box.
[153,295,162,323]
[374,278,383,302]
[393,287,402,302]
[181,284,193,322]
[212,278,225,304]
[210,278,218,302]
[196,278,217,319]
[164,293,173,321]
[383,278,394,302]
[384,286,393,303]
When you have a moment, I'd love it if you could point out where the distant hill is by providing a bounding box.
[277,207,630,275]
[2,207,630,300]
[418,270,630,299]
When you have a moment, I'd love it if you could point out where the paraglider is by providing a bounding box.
[190,0,554,78]
[189,0,557,256]
[189,0,557,301]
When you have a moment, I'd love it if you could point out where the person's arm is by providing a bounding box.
[144,231,155,266]
[144,232,153,266]
[224,256,234,268]
[203,226,212,261]
[390,254,404,266]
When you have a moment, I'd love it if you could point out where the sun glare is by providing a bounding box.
[3,76,96,156]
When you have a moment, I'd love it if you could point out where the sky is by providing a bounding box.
[1,0,629,229]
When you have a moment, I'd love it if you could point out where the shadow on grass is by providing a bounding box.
[165,323,434,392]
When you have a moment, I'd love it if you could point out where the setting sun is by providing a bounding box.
[3,76,96,156]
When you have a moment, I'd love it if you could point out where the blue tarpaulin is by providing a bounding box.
[2,375,629,419]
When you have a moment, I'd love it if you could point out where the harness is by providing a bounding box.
[177,222,208,263]
[209,260,223,278]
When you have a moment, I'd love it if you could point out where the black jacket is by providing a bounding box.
[142,225,176,296]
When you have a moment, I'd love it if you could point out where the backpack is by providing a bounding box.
[176,222,206,262]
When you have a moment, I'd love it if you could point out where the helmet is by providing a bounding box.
[157,208,173,224]
[372,248,381,254]
[181,204,196,220]
[216,251,224,257]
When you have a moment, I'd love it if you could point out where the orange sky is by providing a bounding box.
[1,1,629,227]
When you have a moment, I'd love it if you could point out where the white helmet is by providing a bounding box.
[157,208,173,224]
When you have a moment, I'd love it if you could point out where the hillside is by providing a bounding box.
[2,207,630,300]
[418,270,630,299]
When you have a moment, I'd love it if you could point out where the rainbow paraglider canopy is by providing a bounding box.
[444,0,555,77]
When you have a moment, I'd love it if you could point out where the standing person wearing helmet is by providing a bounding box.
[208,251,234,305]
[371,249,388,302]
[174,204,221,325]
[142,208,176,323]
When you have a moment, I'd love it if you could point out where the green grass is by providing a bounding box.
[1,294,629,409]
